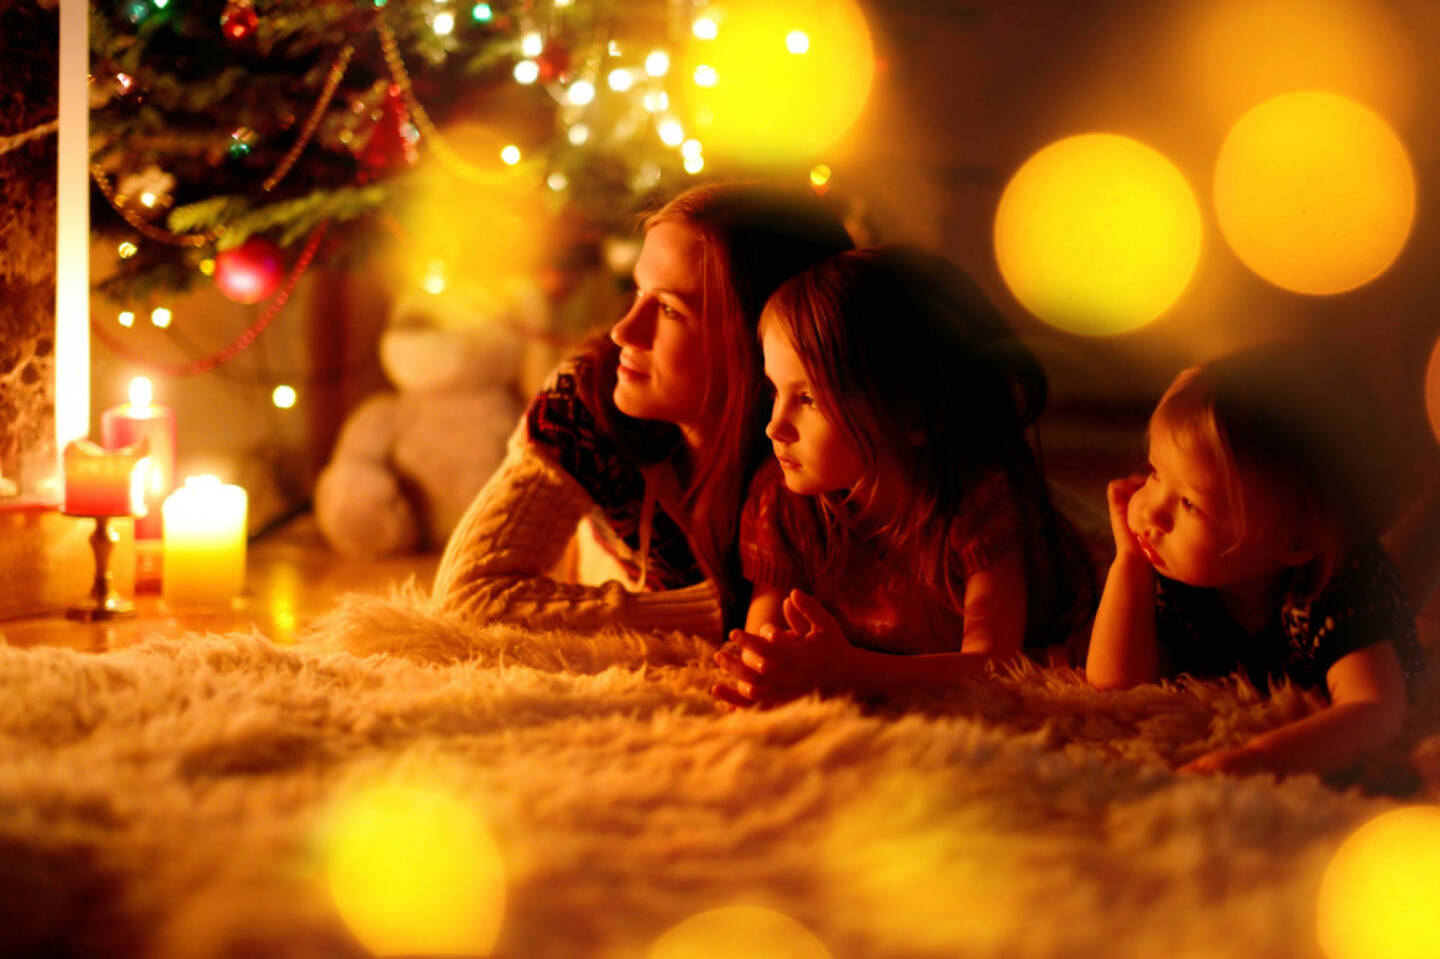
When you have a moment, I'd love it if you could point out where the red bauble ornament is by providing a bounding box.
[221,0,258,42]
[356,85,418,180]
[214,236,283,304]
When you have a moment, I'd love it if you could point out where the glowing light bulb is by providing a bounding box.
[471,3,492,22]
[786,30,810,54]
[129,377,153,407]
[118,241,138,259]
[547,172,569,191]
[271,385,297,409]
[118,311,136,328]
[810,163,832,187]
[199,258,216,276]
[150,307,173,329]
[521,32,543,57]
[643,90,669,112]
[693,17,718,40]
[432,11,455,35]
[657,118,685,146]
[500,144,521,165]
[683,154,705,174]
[681,138,703,160]
[608,68,634,92]
[422,259,448,295]
[693,64,718,87]
[139,191,157,208]
[645,50,670,76]
[513,60,540,84]
[567,123,590,145]
[568,80,596,105]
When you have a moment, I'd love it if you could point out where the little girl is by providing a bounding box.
[1086,344,1425,777]
[712,246,1095,707]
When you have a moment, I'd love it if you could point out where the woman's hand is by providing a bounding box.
[711,590,855,708]
[1178,743,1271,777]
[1107,474,1148,560]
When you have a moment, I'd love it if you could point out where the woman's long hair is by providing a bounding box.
[576,183,854,617]
[762,246,1097,647]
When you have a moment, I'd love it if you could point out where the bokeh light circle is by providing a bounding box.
[1425,336,1440,448]
[1317,806,1440,959]
[323,782,506,957]
[683,0,873,162]
[1213,91,1414,295]
[649,905,833,959]
[994,133,1202,336]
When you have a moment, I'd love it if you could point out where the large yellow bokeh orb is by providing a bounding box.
[323,783,506,957]
[1213,91,1415,295]
[1317,807,1440,959]
[994,133,1202,336]
[1425,336,1440,448]
[684,0,874,162]
[649,905,833,959]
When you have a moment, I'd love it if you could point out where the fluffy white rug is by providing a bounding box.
[1,586,1436,959]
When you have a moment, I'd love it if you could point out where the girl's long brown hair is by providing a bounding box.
[762,246,1096,647]
[576,183,853,621]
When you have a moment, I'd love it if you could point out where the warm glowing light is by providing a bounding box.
[1213,91,1414,295]
[643,90,669,112]
[1317,807,1440,959]
[471,2,492,22]
[271,385,297,409]
[646,50,670,76]
[500,144,521,165]
[567,123,590,145]
[1187,0,1417,128]
[323,783,506,958]
[683,154,705,175]
[568,80,596,105]
[547,172,569,191]
[521,32,543,57]
[1425,337,1440,447]
[513,60,539,84]
[150,307,173,328]
[199,257,216,276]
[786,30,810,54]
[116,72,134,93]
[994,133,1201,336]
[810,163,832,187]
[129,377,153,407]
[423,259,448,295]
[681,138,703,160]
[118,311,136,327]
[684,0,873,162]
[139,191,157,207]
[649,906,832,959]
[432,11,455,35]
[692,17,718,40]
[608,68,634,92]
[118,241,138,259]
[657,118,685,146]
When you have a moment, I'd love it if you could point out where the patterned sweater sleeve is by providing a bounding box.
[429,396,723,642]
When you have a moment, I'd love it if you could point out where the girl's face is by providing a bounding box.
[609,221,718,440]
[761,321,865,496]
[1127,424,1294,589]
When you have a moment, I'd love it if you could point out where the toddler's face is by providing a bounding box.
[760,323,865,496]
[1126,426,1290,590]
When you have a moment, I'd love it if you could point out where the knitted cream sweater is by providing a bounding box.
[430,428,725,641]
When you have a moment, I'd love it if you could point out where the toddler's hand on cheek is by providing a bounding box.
[1106,475,1148,560]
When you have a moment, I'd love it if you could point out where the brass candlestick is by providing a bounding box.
[66,514,135,621]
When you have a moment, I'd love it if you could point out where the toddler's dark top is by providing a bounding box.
[1155,541,1424,695]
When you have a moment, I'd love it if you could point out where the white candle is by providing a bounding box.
[161,476,247,608]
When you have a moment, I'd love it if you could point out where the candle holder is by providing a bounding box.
[65,514,135,621]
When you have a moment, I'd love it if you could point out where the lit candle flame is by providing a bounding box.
[129,377,154,408]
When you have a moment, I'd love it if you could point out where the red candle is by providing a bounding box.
[63,439,143,517]
[101,377,177,541]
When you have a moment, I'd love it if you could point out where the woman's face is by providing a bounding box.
[609,221,719,438]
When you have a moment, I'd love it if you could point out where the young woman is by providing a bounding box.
[430,183,854,641]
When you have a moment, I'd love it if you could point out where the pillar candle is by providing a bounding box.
[63,439,142,517]
[101,377,176,541]
[161,476,247,608]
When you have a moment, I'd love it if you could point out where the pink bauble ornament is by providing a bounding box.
[214,236,283,304]
[221,0,258,43]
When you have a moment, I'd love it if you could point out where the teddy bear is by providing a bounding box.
[313,283,551,557]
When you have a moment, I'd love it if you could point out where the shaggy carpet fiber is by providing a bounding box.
[2,586,1437,959]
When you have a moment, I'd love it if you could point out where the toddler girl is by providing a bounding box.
[1086,344,1424,777]
[713,246,1095,707]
